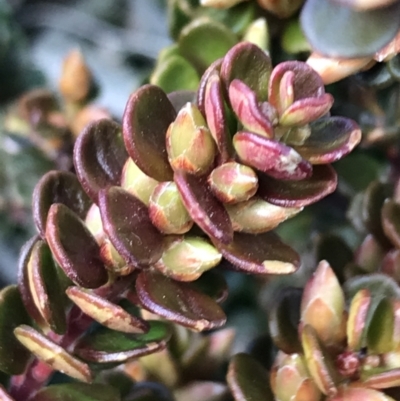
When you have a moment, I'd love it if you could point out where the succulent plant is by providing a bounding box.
[227,260,400,401]
[0,40,362,399]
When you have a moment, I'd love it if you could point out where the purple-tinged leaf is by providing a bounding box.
[197,58,223,116]
[191,270,228,304]
[18,236,47,329]
[204,70,233,162]
[292,117,361,164]
[269,287,302,354]
[382,199,400,249]
[99,187,163,268]
[220,42,272,102]
[330,386,395,401]
[229,80,275,138]
[362,368,400,390]
[25,240,67,334]
[212,231,299,274]
[0,385,15,401]
[136,270,226,331]
[381,249,400,282]
[75,320,170,364]
[227,353,274,401]
[32,383,120,401]
[0,286,32,375]
[66,286,149,333]
[32,171,91,238]
[257,164,337,207]
[14,325,92,382]
[73,119,128,202]
[174,171,233,244]
[233,131,312,180]
[122,84,176,181]
[269,61,326,115]
[279,94,333,127]
[46,204,108,289]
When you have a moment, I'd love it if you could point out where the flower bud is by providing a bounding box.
[166,102,217,174]
[85,203,105,245]
[100,238,132,276]
[121,158,159,206]
[59,49,93,103]
[149,182,193,234]
[208,162,258,204]
[154,236,222,281]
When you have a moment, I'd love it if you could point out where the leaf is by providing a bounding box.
[14,325,92,382]
[382,199,400,248]
[123,85,175,182]
[32,170,91,238]
[174,170,233,244]
[136,270,226,331]
[292,117,361,164]
[66,286,149,333]
[73,119,128,202]
[75,320,171,363]
[0,286,32,375]
[268,287,302,354]
[300,0,400,58]
[233,131,312,180]
[98,187,163,267]
[32,383,120,401]
[227,353,274,401]
[257,164,337,207]
[178,17,237,72]
[212,231,300,274]
[46,203,108,288]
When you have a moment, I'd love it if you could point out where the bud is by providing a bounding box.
[120,158,159,206]
[149,182,193,234]
[301,260,346,348]
[154,236,222,281]
[329,386,395,401]
[208,162,258,204]
[226,197,302,233]
[243,18,269,51]
[166,103,216,175]
[59,49,93,103]
[272,352,321,401]
[100,238,132,276]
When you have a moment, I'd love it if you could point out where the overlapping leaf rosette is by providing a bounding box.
[0,42,360,399]
[227,260,400,401]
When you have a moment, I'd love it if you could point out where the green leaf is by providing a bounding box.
[301,0,400,58]
[32,383,120,401]
[227,353,274,401]
[75,320,171,363]
[0,286,31,375]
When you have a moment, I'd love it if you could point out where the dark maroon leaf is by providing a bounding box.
[257,164,337,207]
[73,119,128,203]
[233,131,312,180]
[268,287,302,354]
[74,320,171,363]
[25,240,67,334]
[174,171,233,244]
[46,203,108,288]
[220,42,272,102]
[32,171,91,238]
[136,270,226,331]
[191,270,229,304]
[227,353,274,401]
[382,199,400,249]
[212,232,300,274]
[197,58,223,115]
[292,117,361,164]
[98,187,163,267]
[122,85,176,181]
[0,286,32,375]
